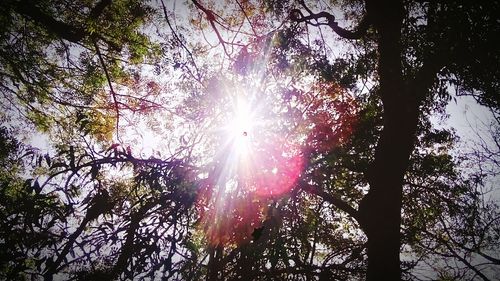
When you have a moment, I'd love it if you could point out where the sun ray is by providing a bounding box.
[198,36,307,245]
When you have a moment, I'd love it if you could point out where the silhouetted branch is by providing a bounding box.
[235,0,258,36]
[43,190,112,280]
[424,224,492,281]
[13,0,85,43]
[13,0,113,44]
[159,0,202,82]
[290,5,371,40]
[440,216,500,265]
[89,0,112,19]
[300,182,360,222]
[191,0,230,56]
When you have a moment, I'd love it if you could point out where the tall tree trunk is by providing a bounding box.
[359,1,420,280]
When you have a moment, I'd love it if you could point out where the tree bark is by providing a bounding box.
[358,1,420,280]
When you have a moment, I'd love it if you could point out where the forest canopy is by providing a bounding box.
[0,0,499,280]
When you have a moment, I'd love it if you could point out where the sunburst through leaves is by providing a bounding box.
[195,41,358,246]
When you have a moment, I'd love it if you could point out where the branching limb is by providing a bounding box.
[439,216,500,265]
[159,0,202,82]
[300,182,360,222]
[13,0,86,43]
[43,190,112,280]
[191,0,230,56]
[424,221,492,281]
[12,0,113,44]
[235,0,258,36]
[290,6,371,40]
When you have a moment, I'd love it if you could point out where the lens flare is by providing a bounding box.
[196,78,359,246]
[197,91,305,246]
[196,40,362,246]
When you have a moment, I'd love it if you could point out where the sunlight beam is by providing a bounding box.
[227,97,254,156]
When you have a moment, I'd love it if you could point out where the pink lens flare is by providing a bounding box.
[196,137,305,246]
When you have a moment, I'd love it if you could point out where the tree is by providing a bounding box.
[277,1,499,279]
[0,0,499,280]
[408,111,500,280]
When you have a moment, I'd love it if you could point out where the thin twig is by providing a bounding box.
[93,38,122,143]
[160,0,202,82]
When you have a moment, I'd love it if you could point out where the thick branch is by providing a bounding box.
[408,1,447,102]
[109,194,167,279]
[13,0,113,43]
[290,9,371,40]
[300,183,360,222]
[13,0,85,43]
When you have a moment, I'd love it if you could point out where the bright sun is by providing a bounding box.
[228,97,254,156]
[201,81,305,246]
